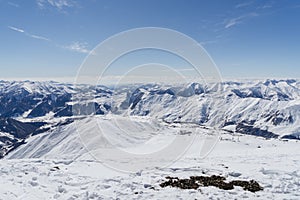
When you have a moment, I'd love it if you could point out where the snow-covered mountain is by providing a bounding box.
[121,80,300,139]
[1,79,300,199]
[1,79,300,158]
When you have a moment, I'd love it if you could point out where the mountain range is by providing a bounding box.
[1,79,299,158]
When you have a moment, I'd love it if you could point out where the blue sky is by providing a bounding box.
[1,0,300,81]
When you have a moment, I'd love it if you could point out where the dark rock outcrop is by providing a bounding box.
[160,175,263,193]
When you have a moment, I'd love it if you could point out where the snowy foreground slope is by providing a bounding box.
[0,79,300,199]
[2,115,300,199]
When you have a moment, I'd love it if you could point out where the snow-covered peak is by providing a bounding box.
[0,80,76,95]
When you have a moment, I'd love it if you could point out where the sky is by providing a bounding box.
[1,0,300,82]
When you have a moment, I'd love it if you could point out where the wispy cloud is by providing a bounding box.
[8,26,24,33]
[8,26,51,41]
[37,0,73,10]
[30,34,51,41]
[225,18,241,29]
[8,2,20,8]
[8,26,91,54]
[235,1,253,9]
[260,4,272,9]
[224,13,258,29]
[200,40,218,46]
[36,0,44,8]
[64,42,91,54]
[257,2,273,9]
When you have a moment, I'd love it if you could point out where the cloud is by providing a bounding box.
[8,26,51,41]
[29,34,51,41]
[37,0,73,10]
[225,18,241,29]
[8,2,20,7]
[257,3,273,9]
[8,26,91,55]
[8,26,24,33]
[64,42,91,54]
[235,1,253,9]
[36,0,44,8]
[200,40,218,46]
[224,13,258,29]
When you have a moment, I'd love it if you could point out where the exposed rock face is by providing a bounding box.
[0,118,46,158]
[160,175,264,193]
[236,123,279,139]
